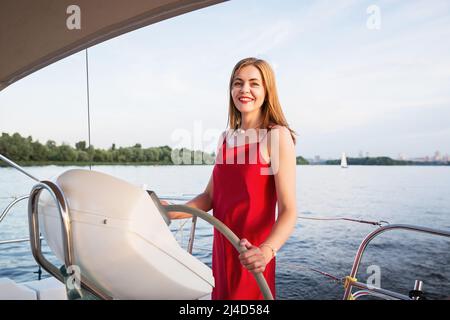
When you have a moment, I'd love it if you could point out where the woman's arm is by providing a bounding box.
[239,126,297,272]
[165,174,214,219]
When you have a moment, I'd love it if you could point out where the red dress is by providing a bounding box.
[211,133,277,300]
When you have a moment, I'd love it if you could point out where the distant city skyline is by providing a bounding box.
[1,0,449,160]
[309,150,449,161]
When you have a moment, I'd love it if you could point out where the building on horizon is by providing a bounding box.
[433,151,442,161]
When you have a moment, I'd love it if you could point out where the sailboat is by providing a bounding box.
[341,152,348,168]
[1,0,449,301]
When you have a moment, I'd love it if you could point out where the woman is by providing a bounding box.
[165,57,297,300]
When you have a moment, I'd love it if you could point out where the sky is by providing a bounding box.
[1,0,450,159]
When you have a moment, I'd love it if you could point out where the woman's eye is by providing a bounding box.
[252,83,259,86]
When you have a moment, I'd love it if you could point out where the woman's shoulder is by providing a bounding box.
[266,124,295,146]
[267,123,290,135]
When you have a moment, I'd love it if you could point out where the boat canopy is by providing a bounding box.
[0,0,224,92]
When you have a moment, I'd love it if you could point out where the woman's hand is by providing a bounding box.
[238,238,271,274]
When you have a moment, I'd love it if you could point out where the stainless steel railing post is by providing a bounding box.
[28,181,111,300]
[343,224,450,300]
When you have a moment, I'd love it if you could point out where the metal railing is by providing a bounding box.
[0,236,43,246]
[343,224,450,300]
[0,195,29,224]
[159,195,199,254]
[0,195,32,246]
[28,181,112,300]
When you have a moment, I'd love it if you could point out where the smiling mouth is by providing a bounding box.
[238,97,254,103]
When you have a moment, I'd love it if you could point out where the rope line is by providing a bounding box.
[297,214,389,226]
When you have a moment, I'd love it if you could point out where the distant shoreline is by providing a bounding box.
[1,161,449,167]
[324,157,449,166]
[1,132,448,167]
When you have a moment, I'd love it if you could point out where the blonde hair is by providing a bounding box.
[227,57,297,144]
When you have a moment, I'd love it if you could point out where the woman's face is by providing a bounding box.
[231,65,266,115]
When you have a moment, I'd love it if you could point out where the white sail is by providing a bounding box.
[341,152,348,168]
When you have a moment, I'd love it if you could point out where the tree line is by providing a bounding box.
[296,156,309,165]
[0,132,215,165]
